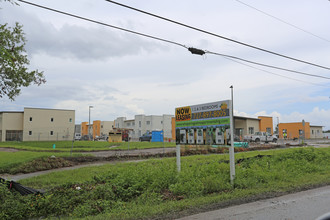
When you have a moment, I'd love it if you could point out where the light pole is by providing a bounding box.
[229,85,235,185]
[89,106,93,141]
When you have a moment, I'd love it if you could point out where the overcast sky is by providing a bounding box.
[1,0,330,130]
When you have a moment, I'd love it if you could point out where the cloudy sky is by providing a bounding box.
[1,0,330,130]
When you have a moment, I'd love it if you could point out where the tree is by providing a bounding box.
[0,0,46,100]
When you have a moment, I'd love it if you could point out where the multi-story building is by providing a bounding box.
[81,120,114,139]
[114,114,173,140]
[0,107,75,142]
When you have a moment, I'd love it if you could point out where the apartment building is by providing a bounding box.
[81,120,114,139]
[0,108,75,142]
[114,114,173,140]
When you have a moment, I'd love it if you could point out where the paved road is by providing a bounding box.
[177,185,330,220]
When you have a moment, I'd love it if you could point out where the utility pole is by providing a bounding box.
[89,106,93,141]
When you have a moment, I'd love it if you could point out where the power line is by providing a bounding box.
[224,57,330,88]
[204,50,330,80]
[104,0,330,71]
[17,0,330,83]
[17,0,187,49]
[234,0,330,43]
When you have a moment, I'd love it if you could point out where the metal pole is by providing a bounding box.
[163,115,165,155]
[89,106,93,141]
[229,85,235,185]
[176,144,181,172]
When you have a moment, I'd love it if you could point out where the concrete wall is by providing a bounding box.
[0,112,24,141]
[310,126,323,139]
[23,108,75,141]
[100,121,114,137]
[234,117,260,136]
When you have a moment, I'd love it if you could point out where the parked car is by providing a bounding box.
[74,133,81,141]
[244,131,277,143]
[139,132,152,142]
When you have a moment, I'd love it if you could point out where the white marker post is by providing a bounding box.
[176,144,181,172]
[229,86,235,185]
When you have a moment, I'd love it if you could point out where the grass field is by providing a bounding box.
[0,141,175,152]
[0,151,84,174]
[1,147,329,219]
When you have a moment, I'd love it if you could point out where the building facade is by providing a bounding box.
[0,108,75,142]
[278,122,310,139]
[114,114,173,140]
[81,120,114,139]
[258,116,273,134]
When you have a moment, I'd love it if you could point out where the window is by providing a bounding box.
[51,118,54,122]
[29,131,32,135]
[266,127,271,134]
[29,117,32,121]
[248,127,254,134]
[312,130,314,134]
[101,125,103,128]
[146,121,151,125]
[127,122,131,126]
[50,131,54,135]
[132,122,135,126]
[5,130,23,141]
[139,121,141,127]
[69,118,72,122]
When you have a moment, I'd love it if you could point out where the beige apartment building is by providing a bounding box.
[0,108,75,142]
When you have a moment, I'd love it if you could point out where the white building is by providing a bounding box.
[114,114,173,140]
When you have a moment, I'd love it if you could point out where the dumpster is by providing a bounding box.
[108,132,122,142]
[151,130,163,142]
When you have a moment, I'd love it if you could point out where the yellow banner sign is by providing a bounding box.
[175,106,191,121]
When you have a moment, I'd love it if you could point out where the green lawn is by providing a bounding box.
[0,147,326,220]
[0,151,83,174]
[0,141,175,152]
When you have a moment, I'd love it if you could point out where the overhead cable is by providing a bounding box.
[234,0,330,43]
[17,0,330,83]
[224,57,330,88]
[104,0,330,71]
[17,0,187,49]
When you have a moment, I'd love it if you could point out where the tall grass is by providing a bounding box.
[2,147,327,219]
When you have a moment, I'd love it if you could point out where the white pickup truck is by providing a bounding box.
[244,131,277,143]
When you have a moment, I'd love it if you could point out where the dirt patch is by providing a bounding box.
[10,157,76,174]
[0,147,19,152]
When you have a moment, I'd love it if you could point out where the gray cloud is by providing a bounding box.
[1,3,166,61]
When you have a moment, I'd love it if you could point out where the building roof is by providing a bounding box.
[24,107,75,112]
[234,116,260,121]
[0,111,24,113]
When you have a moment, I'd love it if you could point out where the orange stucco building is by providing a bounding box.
[278,122,310,139]
[93,120,101,139]
[81,122,89,136]
[258,116,273,134]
